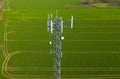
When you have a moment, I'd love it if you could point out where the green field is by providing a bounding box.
[1,0,120,79]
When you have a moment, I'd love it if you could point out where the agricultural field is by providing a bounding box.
[1,0,120,79]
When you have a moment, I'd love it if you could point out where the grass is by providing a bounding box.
[1,0,120,79]
[9,0,79,9]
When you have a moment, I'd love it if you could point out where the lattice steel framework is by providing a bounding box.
[47,12,73,79]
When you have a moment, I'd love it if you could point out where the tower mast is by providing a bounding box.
[47,11,73,79]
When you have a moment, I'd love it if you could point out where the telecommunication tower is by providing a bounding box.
[47,11,73,79]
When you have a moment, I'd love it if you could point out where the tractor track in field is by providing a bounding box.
[2,1,120,78]
[3,50,120,78]
[1,6,48,78]
[6,67,120,71]
[2,51,53,79]
[2,15,52,79]
[3,27,120,78]
[2,20,120,78]
[2,18,14,79]
[7,40,49,42]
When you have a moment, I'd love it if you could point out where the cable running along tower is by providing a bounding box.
[47,11,73,79]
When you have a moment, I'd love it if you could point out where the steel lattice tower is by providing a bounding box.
[47,12,73,79]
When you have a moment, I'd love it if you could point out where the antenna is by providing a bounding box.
[50,20,53,33]
[47,11,73,79]
[61,20,63,33]
[71,16,73,29]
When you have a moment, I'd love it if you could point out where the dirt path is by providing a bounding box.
[0,44,3,48]
[0,9,3,20]
[0,13,3,20]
